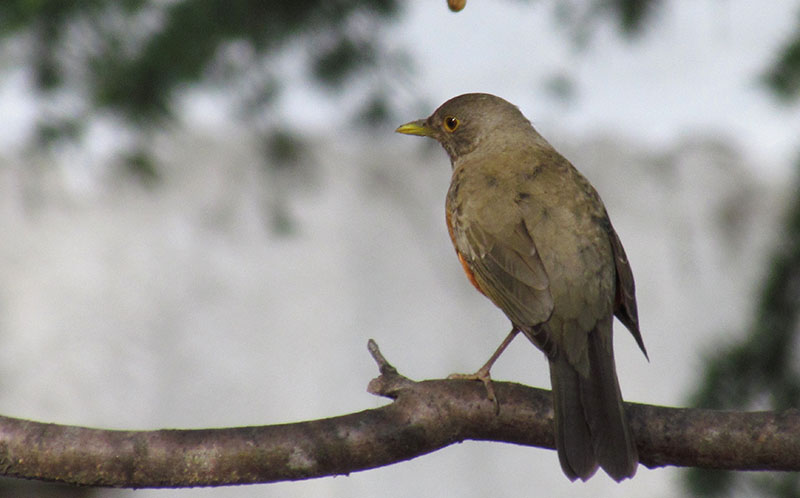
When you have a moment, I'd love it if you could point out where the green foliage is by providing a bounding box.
[554,0,662,44]
[602,0,661,34]
[686,469,734,498]
[122,148,160,186]
[0,0,400,176]
[686,155,800,497]
[36,118,83,145]
[312,36,374,87]
[358,93,392,127]
[265,129,305,167]
[763,18,800,102]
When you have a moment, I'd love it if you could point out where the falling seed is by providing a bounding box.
[448,0,466,12]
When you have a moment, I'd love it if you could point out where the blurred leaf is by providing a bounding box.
[685,155,800,497]
[357,93,391,127]
[605,0,661,35]
[1,0,400,177]
[312,36,374,88]
[265,129,305,168]
[35,119,83,146]
[543,73,577,104]
[0,476,97,498]
[685,468,734,498]
[121,149,160,186]
[270,203,294,235]
[554,0,662,44]
[757,473,800,497]
[763,22,800,102]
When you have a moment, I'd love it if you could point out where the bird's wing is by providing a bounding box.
[460,220,555,328]
[608,223,648,359]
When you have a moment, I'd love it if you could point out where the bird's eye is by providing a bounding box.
[443,116,460,132]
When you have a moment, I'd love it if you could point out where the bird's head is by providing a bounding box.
[395,93,533,163]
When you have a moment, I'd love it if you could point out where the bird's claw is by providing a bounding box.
[448,367,500,414]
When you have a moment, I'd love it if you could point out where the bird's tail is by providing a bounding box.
[549,318,638,482]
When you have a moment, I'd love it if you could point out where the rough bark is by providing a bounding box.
[0,340,796,488]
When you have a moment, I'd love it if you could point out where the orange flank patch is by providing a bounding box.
[446,208,485,295]
[458,251,484,295]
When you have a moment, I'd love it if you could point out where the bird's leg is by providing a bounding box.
[448,327,520,412]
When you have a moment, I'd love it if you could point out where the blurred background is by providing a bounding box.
[1,1,799,497]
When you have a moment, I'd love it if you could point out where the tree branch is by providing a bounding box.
[0,339,798,488]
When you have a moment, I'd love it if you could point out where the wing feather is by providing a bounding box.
[461,221,554,328]
[608,224,648,359]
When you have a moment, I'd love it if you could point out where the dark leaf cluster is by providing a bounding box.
[687,155,800,496]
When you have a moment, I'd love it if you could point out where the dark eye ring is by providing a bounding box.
[443,116,459,132]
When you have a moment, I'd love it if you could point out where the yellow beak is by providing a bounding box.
[395,119,432,137]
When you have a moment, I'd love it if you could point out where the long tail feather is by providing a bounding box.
[548,317,637,481]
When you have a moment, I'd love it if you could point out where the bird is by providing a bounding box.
[395,93,647,482]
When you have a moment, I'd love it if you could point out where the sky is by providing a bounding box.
[391,1,800,173]
[2,1,798,175]
[268,0,800,179]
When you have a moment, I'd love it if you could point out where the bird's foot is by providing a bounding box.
[446,327,521,414]
[448,366,499,414]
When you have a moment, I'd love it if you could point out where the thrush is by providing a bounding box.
[396,93,647,482]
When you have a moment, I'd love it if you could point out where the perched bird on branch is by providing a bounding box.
[396,93,647,481]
